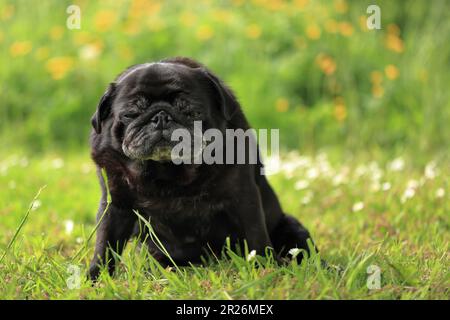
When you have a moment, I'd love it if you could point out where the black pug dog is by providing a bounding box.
[88,57,315,280]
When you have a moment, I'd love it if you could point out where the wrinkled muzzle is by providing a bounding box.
[121,116,205,163]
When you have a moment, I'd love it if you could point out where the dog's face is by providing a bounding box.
[91,59,238,162]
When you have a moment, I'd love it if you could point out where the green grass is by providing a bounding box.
[0,151,448,299]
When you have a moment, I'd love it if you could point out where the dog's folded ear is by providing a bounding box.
[91,83,116,134]
[201,69,239,121]
[161,57,239,121]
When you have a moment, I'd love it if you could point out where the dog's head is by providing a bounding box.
[91,57,239,162]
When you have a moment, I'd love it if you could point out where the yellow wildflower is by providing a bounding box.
[325,19,338,33]
[1,4,14,20]
[385,34,404,53]
[50,26,64,40]
[180,12,197,27]
[334,0,348,13]
[146,1,162,16]
[74,32,94,45]
[10,41,32,57]
[265,0,285,11]
[246,24,262,39]
[306,24,321,40]
[213,10,232,23]
[46,57,75,80]
[359,16,369,32]
[129,0,161,19]
[123,21,141,35]
[370,71,383,85]
[372,85,384,98]
[94,10,117,32]
[385,65,399,80]
[118,45,134,61]
[275,98,289,112]
[294,0,309,10]
[316,53,336,75]
[387,24,400,36]
[386,25,403,53]
[339,22,354,37]
[334,97,347,122]
[196,25,214,41]
[147,17,166,32]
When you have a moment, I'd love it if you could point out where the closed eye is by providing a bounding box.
[173,97,189,109]
[121,112,140,120]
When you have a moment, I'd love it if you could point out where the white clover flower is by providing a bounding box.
[294,180,309,190]
[352,201,364,212]
[246,250,256,262]
[317,154,332,175]
[355,165,367,177]
[51,158,64,169]
[64,220,74,235]
[81,163,93,174]
[407,179,419,190]
[316,152,328,162]
[288,248,301,259]
[332,173,346,186]
[381,182,391,191]
[319,162,332,176]
[0,164,8,176]
[306,167,319,180]
[401,188,416,203]
[370,169,383,182]
[389,157,405,172]
[287,150,301,159]
[31,199,41,211]
[369,162,383,181]
[301,191,314,205]
[281,161,298,179]
[263,156,281,176]
[436,188,445,199]
[371,181,381,192]
[424,162,437,180]
[369,161,380,171]
[79,44,101,61]
[297,156,312,168]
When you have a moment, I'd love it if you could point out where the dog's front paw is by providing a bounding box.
[88,264,101,282]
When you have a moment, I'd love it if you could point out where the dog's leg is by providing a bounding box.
[88,203,135,280]
[270,214,316,262]
[231,184,274,255]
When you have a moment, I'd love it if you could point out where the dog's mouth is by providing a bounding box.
[140,140,174,162]
[122,136,174,162]
[122,134,207,163]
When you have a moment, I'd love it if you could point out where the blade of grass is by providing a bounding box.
[72,168,110,263]
[0,185,46,263]
[133,209,181,273]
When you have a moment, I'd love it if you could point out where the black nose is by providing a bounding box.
[150,110,173,129]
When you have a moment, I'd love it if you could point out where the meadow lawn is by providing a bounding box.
[0,151,448,299]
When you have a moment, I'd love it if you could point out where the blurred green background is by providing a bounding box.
[1,0,449,155]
